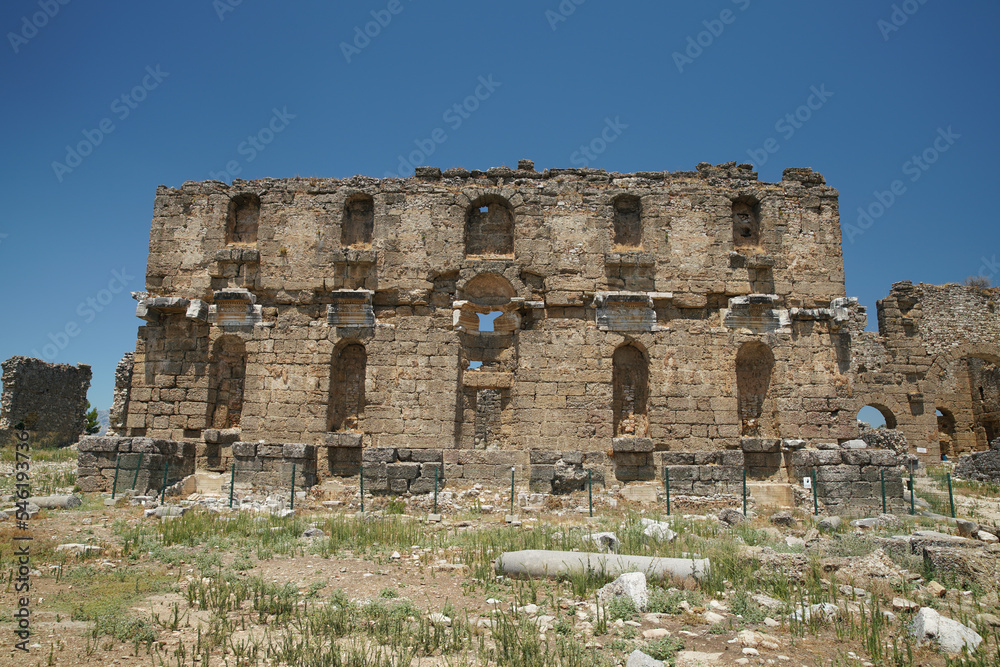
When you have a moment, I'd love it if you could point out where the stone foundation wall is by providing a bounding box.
[231,442,316,488]
[954,437,1000,483]
[76,435,194,493]
[789,447,907,514]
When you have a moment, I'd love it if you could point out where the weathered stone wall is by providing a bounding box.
[121,161,861,477]
[104,159,1000,493]
[76,435,194,493]
[108,352,134,436]
[954,437,1000,483]
[1,356,92,447]
[849,282,1000,461]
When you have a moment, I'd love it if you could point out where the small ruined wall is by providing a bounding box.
[77,436,194,493]
[231,442,317,488]
[789,447,907,515]
[954,437,1000,483]
[108,352,134,436]
[1,356,92,447]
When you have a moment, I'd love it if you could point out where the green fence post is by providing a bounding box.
[510,466,515,516]
[588,470,593,518]
[742,467,747,516]
[811,468,818,516]
[290,463,296,511]
[433,467,438,515]
[880,469,886,514]
[665,468,671,516]
[131,452,144,492]
[360,465,364,514]
[909,472,915,516]
[229,463,235,508]
[160,461,170,503]
[947,472,955,518]
[111,454,121,499]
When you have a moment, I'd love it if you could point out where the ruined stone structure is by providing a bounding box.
[74,160,1000,502]
[1,356,92,446]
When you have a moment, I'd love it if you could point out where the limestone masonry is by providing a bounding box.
[75,160,1000,502]
[1,356,91,447]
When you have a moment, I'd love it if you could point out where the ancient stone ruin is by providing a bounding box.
[1,356,92,446]
[76,160,1000,509]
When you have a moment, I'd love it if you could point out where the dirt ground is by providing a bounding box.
[2,465,999,667]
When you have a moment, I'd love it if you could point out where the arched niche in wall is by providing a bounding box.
[612,194,642,248]
[328,341,367,432]
[342,193,374,247]
[612,343,649,437]
[209,335,247,429]
[465,195,514,257]
[226,193,260,245]
[732,195,761,249]
[736,341,774,437]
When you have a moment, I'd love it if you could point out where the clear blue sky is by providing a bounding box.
[2,1,998,411]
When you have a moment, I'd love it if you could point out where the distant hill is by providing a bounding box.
[97,409,110,435]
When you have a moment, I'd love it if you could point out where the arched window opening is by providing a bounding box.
[856,404,897,431]
[736,341,774,436]
[226,193,260,245]
[612,194,641,247]
[613,345,649,437]
[465,195,514,256]
[732,196,761,248]
[342,193,374,247]
[210,336,246,429]
[329,343,366,431]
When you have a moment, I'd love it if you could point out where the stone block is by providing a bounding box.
[665,465,699,481]
[740,438,781,453]
[817,465,860,483]
[77,436,124,452]
[409,449,443,463]
[258,445,283,458]
[362,463,386,478]
[869,450,901,466]
[660,452,695,465]
[366,477,389,492]
[613,437,655,453]
[363,447,397,463]
[409,477,438,494]
[420,462,443,478]
[842,450,871,466]
[232,442,257,457]
[386,462,420,480]
[389,478,409,493]
[562,451,584,465]
[530,464,555,480]
[283,443,314,459]
[444,464,464,478]
[530,450,561,464]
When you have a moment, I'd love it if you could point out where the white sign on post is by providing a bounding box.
[803,477,812,489]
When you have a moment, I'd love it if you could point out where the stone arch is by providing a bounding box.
[613,343,649,437]
[611,194,642,248]
[328,341,366,432]
[455,272,522,333]
[209,335,247,429]
[736,341,774,436]
[465,194,514,256]
[855,402,898,430]
[341,192,374,247]
[926,344,1000,453]
[732,194,761,248]
[226,193,260,245]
